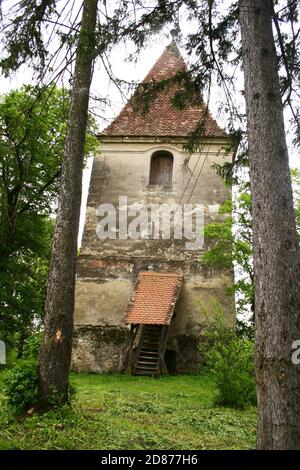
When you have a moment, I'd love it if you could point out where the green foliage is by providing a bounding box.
[0,85,97,352]
[0,85,97,240]
[0,349,17,373]
[206,338,256,409]
[2,356,76,415]
[0,217,54,352]
[22,332,43,359]
[202,184,254,320]
[0,373,257,450]
[203,215,233,268]
[198,307,236,361]
[235,317,254,341]
[0,1,57,75]
[200,314,256,409]
[3,359,38,414]
[202,169,299,327]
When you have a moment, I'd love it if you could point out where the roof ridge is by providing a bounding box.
[101,43,226,138]
[141,41,186,83]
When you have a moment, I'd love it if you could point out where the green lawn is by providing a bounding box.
[0,373,256,450]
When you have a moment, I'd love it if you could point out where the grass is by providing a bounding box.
[0,372,257,450]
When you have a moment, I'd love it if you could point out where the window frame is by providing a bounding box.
[149,151,174,187]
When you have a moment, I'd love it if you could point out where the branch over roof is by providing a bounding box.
[101,43,225,138]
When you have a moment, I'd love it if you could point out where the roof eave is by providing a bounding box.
[98,133,229,143]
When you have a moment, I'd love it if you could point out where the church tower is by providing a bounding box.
[72,43,234,374]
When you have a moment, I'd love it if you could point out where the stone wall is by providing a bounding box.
[72,326,130,373]
[72,135,234,374]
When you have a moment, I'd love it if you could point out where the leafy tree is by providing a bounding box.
[0,85,97,356]
[203,169,299,334]
[0,85,96,258]
[0,85,67,354]
[0,85,68,259]
[0,217,54,356]
[203,186,254,326]
[0,0,119,409]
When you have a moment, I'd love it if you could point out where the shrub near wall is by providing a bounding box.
[200,312,256,409]
[206,337,256,408]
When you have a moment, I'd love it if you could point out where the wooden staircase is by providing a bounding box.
[132,325,168,376]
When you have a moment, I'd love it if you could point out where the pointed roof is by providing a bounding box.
[142,42,186,82]
[101,43,225,138]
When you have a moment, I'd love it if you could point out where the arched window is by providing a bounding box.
[149,151,173,186]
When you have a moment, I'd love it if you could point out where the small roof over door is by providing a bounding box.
[124,272,183,325]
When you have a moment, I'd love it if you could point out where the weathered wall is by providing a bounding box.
[72,325,130,373]
[72,136,234,374]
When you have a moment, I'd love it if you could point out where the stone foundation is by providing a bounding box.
[72,326,205,374]
[72,325,130,373]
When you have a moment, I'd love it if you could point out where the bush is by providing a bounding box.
[206,337,256,408]
[200,310,256,408]
[3,359,38,414]
[198,308,236,364]
[22,332,43,359]
[2,358,77,414]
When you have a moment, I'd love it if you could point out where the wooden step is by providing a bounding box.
[140,349,158,352]
[135,366,158,371]
[139,355,159,360]
[140,348,159,352]
[137,361,158,366]
[131,324,168,376]
[139,354,158,358]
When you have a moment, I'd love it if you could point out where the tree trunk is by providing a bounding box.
[239,0,300,449]
[37,0,98,408]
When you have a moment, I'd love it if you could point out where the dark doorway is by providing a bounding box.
[164,349,177,374]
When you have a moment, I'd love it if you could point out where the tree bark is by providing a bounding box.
[239,0,300,449]
[38,0,98,408]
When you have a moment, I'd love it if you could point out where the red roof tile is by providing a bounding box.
[101,43,225,138]
[124,272,183,325]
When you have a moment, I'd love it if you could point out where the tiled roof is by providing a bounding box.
[101,43,225,138]
[124,272,183,325]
